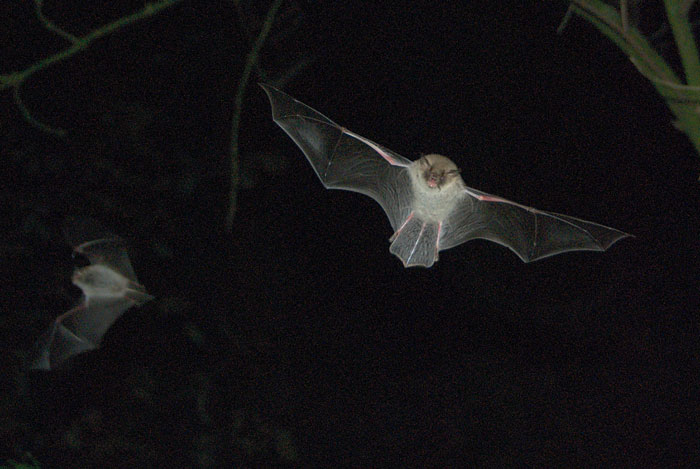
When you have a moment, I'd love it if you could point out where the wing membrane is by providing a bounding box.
[439,187,630,262]
[261,84,413,230]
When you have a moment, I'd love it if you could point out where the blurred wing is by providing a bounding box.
[261,84,413,230]
[76,238,138,281]
[30,303,98,370]
[64,217,139,280]
[63,295,135,346]
[30,290,150,370]
[439,186,631,262]
[31,223,154,370]
[68,262,153,347]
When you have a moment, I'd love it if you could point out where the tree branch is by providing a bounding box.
[225,0,283,231]
[0,0,184,135]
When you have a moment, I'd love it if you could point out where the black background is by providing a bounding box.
[1,1,698,466]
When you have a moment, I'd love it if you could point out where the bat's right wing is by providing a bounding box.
[75,238,138,281]
[439,186,630,262]
[261,84,414,231]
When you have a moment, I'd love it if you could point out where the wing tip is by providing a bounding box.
[597,228,633,250]
[517,228,632,263]
[259,82,274,98]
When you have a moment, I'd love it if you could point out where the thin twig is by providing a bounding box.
[273,56,314,90]
[556,4,575,34]
[569,0,677,83]
[13,86,65,136]
[225,0,283,231]
[34,0,80,44]
[1,0,183,134]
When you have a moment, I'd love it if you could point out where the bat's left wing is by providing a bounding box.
[31,296,133,370]
[438,185,631,262]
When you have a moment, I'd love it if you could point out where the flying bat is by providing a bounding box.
[261,84,630,268]
[31,235,153,370]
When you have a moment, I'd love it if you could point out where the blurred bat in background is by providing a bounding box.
[31,231,153,370]
[261,84,630,268]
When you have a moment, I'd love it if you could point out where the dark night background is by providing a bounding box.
[1,1,699,467]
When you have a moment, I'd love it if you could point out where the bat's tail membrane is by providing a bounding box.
[389,215,439,268]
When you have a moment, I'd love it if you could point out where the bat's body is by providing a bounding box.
[31,237,153,370]
[261,84,630,268]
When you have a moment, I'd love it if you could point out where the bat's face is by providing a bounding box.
[418,154,461,190]
[408,154,466,224]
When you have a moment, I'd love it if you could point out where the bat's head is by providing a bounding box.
[418,154,461,190]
